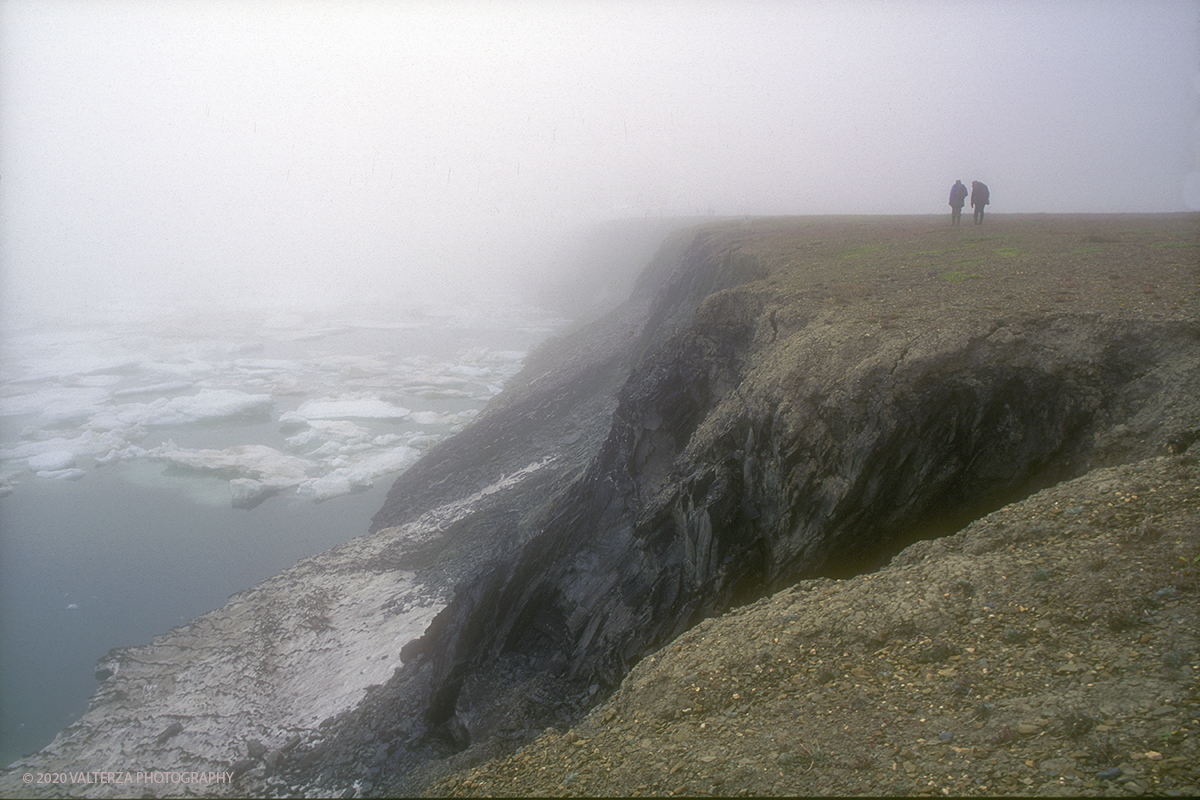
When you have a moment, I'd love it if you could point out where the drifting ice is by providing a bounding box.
[0,304,560,504]
[25,450,77,471]
[89,390,274,430]
[293,397,411,422]
[150,443,311,484]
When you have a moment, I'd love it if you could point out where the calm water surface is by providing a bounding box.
[0,461,392,766]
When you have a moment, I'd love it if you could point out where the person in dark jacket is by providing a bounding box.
[971,181,990,224]
[948,180,968,225]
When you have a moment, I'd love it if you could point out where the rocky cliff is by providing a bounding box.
[2,214,1196,798]
[298,214,1200,796]
[418,451,1200,797]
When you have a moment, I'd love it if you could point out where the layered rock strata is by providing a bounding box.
[0,219,697,799]
[310,214,1200,794]
[3,214,1197,798]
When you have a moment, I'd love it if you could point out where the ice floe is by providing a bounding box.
[0,431,140,469]
[0,387,113,424]
[293,396,411,422]
[283,419,374,453]
[112,381,198,398]
[35,468,87,481]
[88,389,275,430]
[0,301,567,504]
[149,441,310,481]
[25,450,77,472]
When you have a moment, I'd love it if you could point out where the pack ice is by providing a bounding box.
[0,303,560,506]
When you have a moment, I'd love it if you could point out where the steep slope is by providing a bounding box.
[289,215,1198,796]
[0,218,718,799]
[421,451,1200,797]
[2,215,1195,800]
[412,215,1200,734]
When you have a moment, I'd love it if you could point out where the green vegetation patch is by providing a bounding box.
[993,247,1022,258]
[938,270,982,282]
[916,244,977,257]
[835,244,882,259]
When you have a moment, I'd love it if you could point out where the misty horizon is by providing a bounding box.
[2,0,1198,324]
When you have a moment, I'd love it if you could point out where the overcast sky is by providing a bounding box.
[1,0,1198,322]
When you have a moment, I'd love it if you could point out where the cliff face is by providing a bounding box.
[420,451,1200,797]
[293,214,1198,795]
[395,216,1200,747]
[0,219,715,799]
[3,215,1196,798]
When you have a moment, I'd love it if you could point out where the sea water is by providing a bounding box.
[0,296,567,767]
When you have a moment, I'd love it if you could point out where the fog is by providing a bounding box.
[2,0,1197,324]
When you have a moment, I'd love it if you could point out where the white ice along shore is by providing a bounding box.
[0,456,557,798]
[0,302,566,504]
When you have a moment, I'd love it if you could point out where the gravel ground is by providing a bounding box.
[392,214,1200,798]
[414,450,1200,797]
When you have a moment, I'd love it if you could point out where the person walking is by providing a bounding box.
[971,181,990,224]
[948,180,968,225]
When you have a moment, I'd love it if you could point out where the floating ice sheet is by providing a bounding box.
[293,396,411,422]
[0,301,568,503]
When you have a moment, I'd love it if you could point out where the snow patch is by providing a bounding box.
[386,456,557,547]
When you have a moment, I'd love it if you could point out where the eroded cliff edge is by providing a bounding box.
[2,215,1196,798]
[301,214,1199,795]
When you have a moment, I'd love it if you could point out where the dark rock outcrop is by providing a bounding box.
[303,214,1199,793]
[414,311,1199,741]
[6,215,1194,799]
[365,225,769,596]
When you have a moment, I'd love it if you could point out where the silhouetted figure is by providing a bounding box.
[948,180,968,225]
[971,181,990,224]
